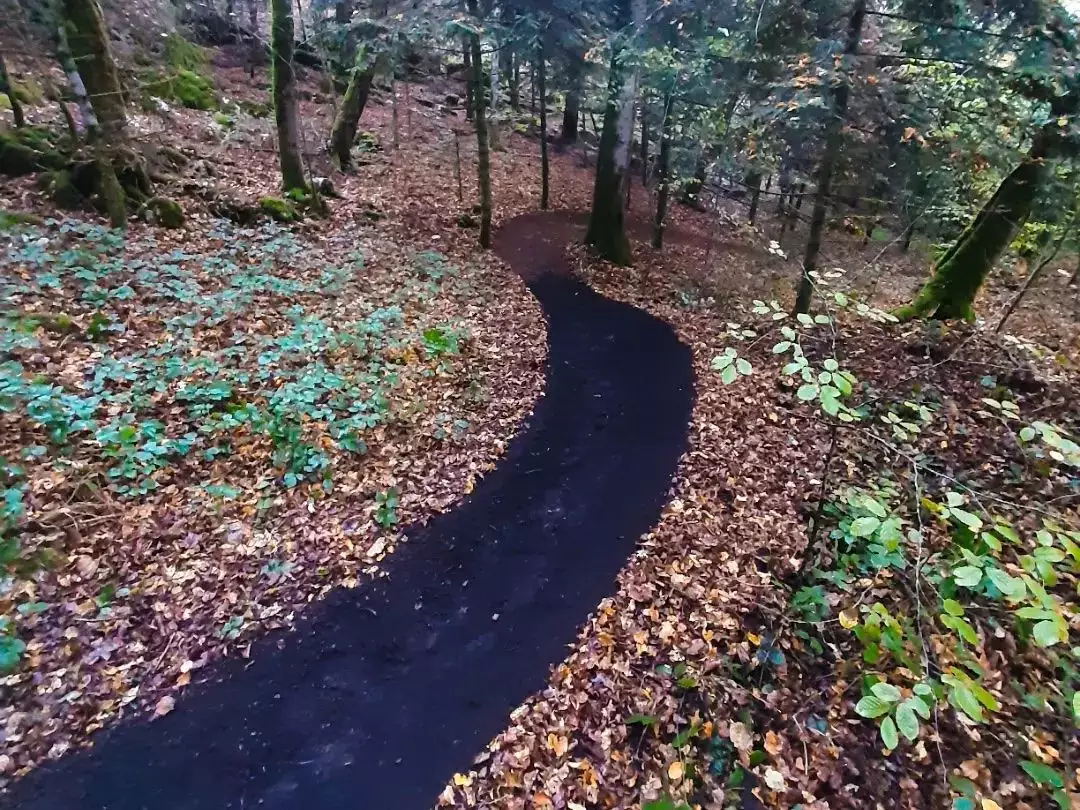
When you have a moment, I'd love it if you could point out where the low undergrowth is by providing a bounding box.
[0,214,543,776]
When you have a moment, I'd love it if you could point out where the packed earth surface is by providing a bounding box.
[2,10,1080,810]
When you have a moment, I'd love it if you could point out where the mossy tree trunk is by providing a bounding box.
[896,131,1051,321]
[270,0,306,192]
[328,60,373,170]
[61,0,127,142]
[467,0,492,248]
[538,39,548,210]
[652,90,673,249]
[585,0,642,266]
[0,51,26,128]
[61,0,153,226]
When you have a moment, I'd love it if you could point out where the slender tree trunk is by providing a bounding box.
[0,51,25,128]
[454,132,463,202]
[270,0,307,191]
[467,0,492,248]
[901,220,916,253]
[896,130,1052,320]
[794,0,866,314]
[652,91,673,249]
[639,96,649,186]
[488,45,500,150]
[585,0,643,265]
[746,170,763,224]
[510,52,520,110]
[391,79,399,148]
[538,41,549,210]
[328,65,373,169]
[463,44,474,121]
[248,0,259,78]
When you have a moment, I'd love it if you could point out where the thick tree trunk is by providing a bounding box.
[270,0,307,191]
[538,41,549,210]
[746,170,763,224]
[794,0,866,314]
[0,51,25,128]
[896,132,1051,321]
[55,24,98,134]
[467,0,492,248]
[327,65,373,169]
[652,91,673,249]
[585,0,643,266]
[62,0,128,142]
[60,0,153,226]
[561,53,583,142]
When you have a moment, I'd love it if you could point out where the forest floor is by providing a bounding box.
[3,45,1080,810]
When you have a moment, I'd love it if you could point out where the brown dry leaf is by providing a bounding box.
[668,761,685,781]
[730,721,754,751]
[764,730,783,756]
[153,696,176,719]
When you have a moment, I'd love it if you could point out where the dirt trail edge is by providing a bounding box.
[4,212,694,810]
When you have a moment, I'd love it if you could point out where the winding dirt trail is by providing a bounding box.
[5,212,694,810]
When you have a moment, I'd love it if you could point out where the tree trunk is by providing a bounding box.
[652,91,673,249]
[794,0,866,314]
[561,52,582,142]
[746,170,763,224]
[639,96,649,186]
[510,52,520,110]
[585,0,642,266]
[55,24,98,134]
[248,0,259,78]
[61,0,128,142]
[538,41,549,210]
[896,131,1051,321]
[488,45,500,150]
[463,44,474,121]
[467,0,492,248]
[0,51,26,128]
[60,0,153,226]
[270,0,307,191]
[327,65,373,169]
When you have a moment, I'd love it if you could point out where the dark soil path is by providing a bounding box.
[5,212,694,810]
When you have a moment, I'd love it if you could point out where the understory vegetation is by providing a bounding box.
[2,0,1080,806]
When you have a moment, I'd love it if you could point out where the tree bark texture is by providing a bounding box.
[270,0,307,191]
[746,170,763,224]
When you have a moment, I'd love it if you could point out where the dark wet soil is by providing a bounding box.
[5,212,694,810]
